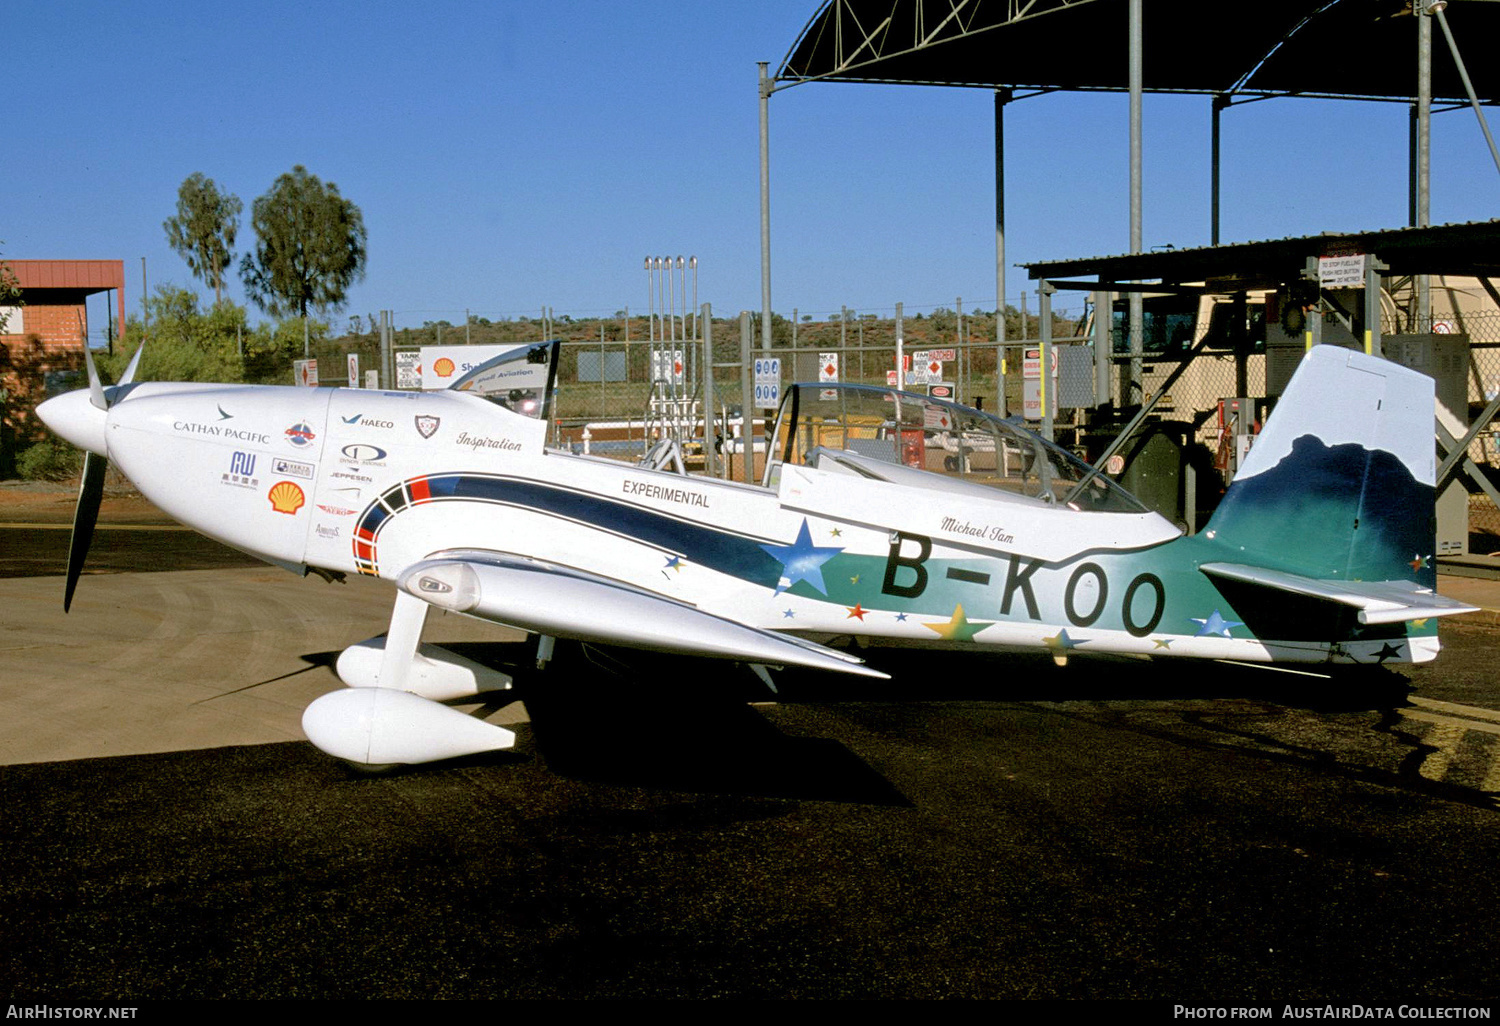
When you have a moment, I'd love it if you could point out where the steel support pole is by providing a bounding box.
[1417,6,1433,328]
[1304,258,1323,351]
[759,63,773,354]
[995,88,1010,413]
[1433,4,1500,179]
[1232,291,1249,397]
[1211,94,1226,246]
[1364,257,1386,358]
[1127,0,1144,405]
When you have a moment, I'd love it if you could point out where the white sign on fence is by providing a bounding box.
[293,358,318,388]
[1021,347,1058,421]
[651,349,685,385]
[819,352,839,382]
[754,357,781,409]
[396,351,421,390]
[347,353,359,386]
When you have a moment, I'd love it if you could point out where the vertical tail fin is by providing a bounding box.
[1203,346,1436,586]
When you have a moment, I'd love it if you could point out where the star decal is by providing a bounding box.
[850,574,861,585]
[829,527,842,537]
[663,556,685,573]
[1189,610,1243,638]
[1043,628,1086,652]
[1410,554,1431,573]
[760,519,844,596]
[1375,642,1404,664]
[895,612,908,622]
[846,603,868,620]
[923,604,993,642]
[1153,638,1173,649]
[783,609,796,619]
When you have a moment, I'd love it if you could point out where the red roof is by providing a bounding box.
[8,260,125,291]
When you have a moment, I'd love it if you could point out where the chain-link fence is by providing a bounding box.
[302,298,1500,547]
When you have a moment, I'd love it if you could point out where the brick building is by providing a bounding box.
[1,259,126,474]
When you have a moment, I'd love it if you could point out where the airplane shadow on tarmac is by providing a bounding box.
[783,642,1500,814]
[283,635,1425,806]
[770,638,1418,712]
[288,638,913,806]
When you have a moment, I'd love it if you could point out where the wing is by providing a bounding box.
[1199,562,1479,625]
[395,549,889,678]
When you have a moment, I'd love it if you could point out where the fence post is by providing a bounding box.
[740,310,753,483]
[895,302,904,390]
[702,303,716,478]
[380,310,392,390]
[1040,281,1055,442]
[1092,290,1111,408]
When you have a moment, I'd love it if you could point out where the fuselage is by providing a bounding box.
[88,380,1439,667]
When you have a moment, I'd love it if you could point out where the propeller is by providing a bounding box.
[63,451,106,613]
[58,342,143,612]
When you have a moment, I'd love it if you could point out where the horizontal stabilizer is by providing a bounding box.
[397,549,889,679]
[1199,562,1478,625]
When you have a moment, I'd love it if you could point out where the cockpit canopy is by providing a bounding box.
[448,340,559,420]
[767,382,1150,514]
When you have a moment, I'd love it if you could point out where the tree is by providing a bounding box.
[0,244,21,335]
[163,174,242,305]
[239,165,367,319]
[97,284,323,387]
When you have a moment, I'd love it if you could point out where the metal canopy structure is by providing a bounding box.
[776,0,1500,103]
[757,2,1500,545]
[757,0,1500,362]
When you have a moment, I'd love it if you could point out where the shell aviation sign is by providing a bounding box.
[419,345,516,391]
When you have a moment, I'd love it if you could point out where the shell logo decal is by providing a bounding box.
[434,357,456,378]
[268,481,306,515]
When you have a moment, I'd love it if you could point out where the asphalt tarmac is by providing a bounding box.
[5,501,1500,1001]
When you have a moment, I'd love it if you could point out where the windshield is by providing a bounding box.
[768,383,1150,514]
[448,340,560,420]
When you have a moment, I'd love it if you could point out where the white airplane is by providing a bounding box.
[36,340,1476,768]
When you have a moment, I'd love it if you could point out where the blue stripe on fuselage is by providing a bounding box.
[359,472,784,587]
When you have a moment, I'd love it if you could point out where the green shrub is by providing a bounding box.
[16,436,82,481]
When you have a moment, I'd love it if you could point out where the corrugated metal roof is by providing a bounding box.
[1024,219,1500,284]
[8,260,126,291]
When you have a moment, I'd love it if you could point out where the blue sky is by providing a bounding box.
[7,0,1499,331]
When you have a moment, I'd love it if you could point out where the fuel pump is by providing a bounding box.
[1215,396,1259,484]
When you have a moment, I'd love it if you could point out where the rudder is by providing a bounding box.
[1202,346,1436,587]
